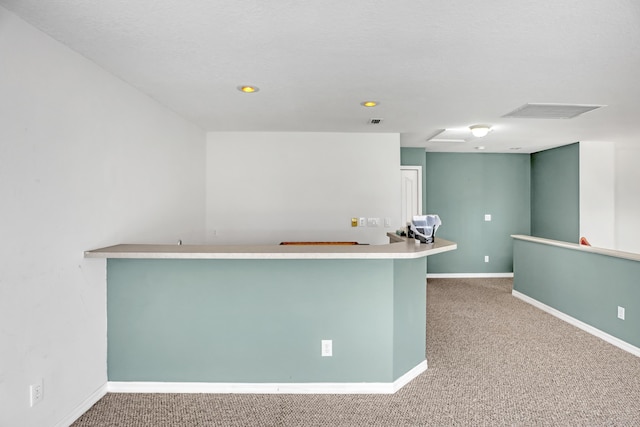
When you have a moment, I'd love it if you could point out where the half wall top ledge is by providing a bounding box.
[85,234,457,260]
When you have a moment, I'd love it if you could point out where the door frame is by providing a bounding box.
[400,165,423,228]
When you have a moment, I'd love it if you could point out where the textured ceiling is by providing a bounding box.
[2,0,639,152]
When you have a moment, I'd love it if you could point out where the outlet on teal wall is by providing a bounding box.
[424,153,531,274]
[531,143,579,243]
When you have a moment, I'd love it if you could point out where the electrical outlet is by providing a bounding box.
[321,339,332,357]
[484,255,489,263]
[484,214,492,221]
[29,380,43,407]
[618,306,625,320]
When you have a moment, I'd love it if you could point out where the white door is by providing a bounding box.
[400,166,422,230]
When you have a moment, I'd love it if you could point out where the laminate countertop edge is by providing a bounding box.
[85,234,457,260]
[511,234,640,263]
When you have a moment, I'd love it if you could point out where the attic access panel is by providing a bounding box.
[502,103,605,119]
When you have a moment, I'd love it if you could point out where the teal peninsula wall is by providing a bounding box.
[107,257,428,386]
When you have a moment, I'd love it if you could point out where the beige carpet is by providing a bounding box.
[72,278,640,426]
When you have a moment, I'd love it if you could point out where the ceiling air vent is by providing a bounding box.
[368,118,384,125]
[502,103,605,119]
[426,128,469,143]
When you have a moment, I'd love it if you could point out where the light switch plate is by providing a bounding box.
[484,214,492,221]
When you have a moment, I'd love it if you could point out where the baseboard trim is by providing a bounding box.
[54,382,107,427]
[108,360,428,395]
[392,359,428,393]
[512,290,640,358]
[427,273,514,279]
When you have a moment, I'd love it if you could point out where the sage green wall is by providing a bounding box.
[424,153,531,274]
[393,258,427,378]
[513,239,640,348]
[531,143,580,243]
[400,147,427,214]
[107,257,427,384]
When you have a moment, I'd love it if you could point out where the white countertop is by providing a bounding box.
[84,234,457,260]
[511,234,640,263]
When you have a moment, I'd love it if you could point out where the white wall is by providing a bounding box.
[615,145,640,254]
[206,132,400,245]
[579,141,616,249]
[580,141,640,254]
[0,7,206,427]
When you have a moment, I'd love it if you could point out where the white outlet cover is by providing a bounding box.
[321,340,332,357]
[484,214,492,221]
[30,380,43,407]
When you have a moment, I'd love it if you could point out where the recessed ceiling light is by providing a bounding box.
[238,85,259,93]
[510,147,522,150]
[361,101,378,107]
[469,125,491,138]
[475,146,486,150]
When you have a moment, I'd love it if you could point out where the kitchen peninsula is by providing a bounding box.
[86,234,456,394]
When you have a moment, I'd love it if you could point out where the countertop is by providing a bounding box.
[512,234,640,263]
[85,234,457,260]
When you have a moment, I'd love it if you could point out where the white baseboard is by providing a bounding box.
[108,360,428,395]
[392,359,428,392]
[512,290,640,358]
[54,382,107,427]
[427,273,514,279]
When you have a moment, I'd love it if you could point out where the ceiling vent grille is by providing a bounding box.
[426,128,469,143]
[502,103,605,119]
[368,118,384,125]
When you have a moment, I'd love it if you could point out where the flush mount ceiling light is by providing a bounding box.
[361,101,378,107]
[238,85,259,93]
[475,146,486,150]
[469,124,491,138]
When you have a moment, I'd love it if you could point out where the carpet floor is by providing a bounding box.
[72,278,640,426]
